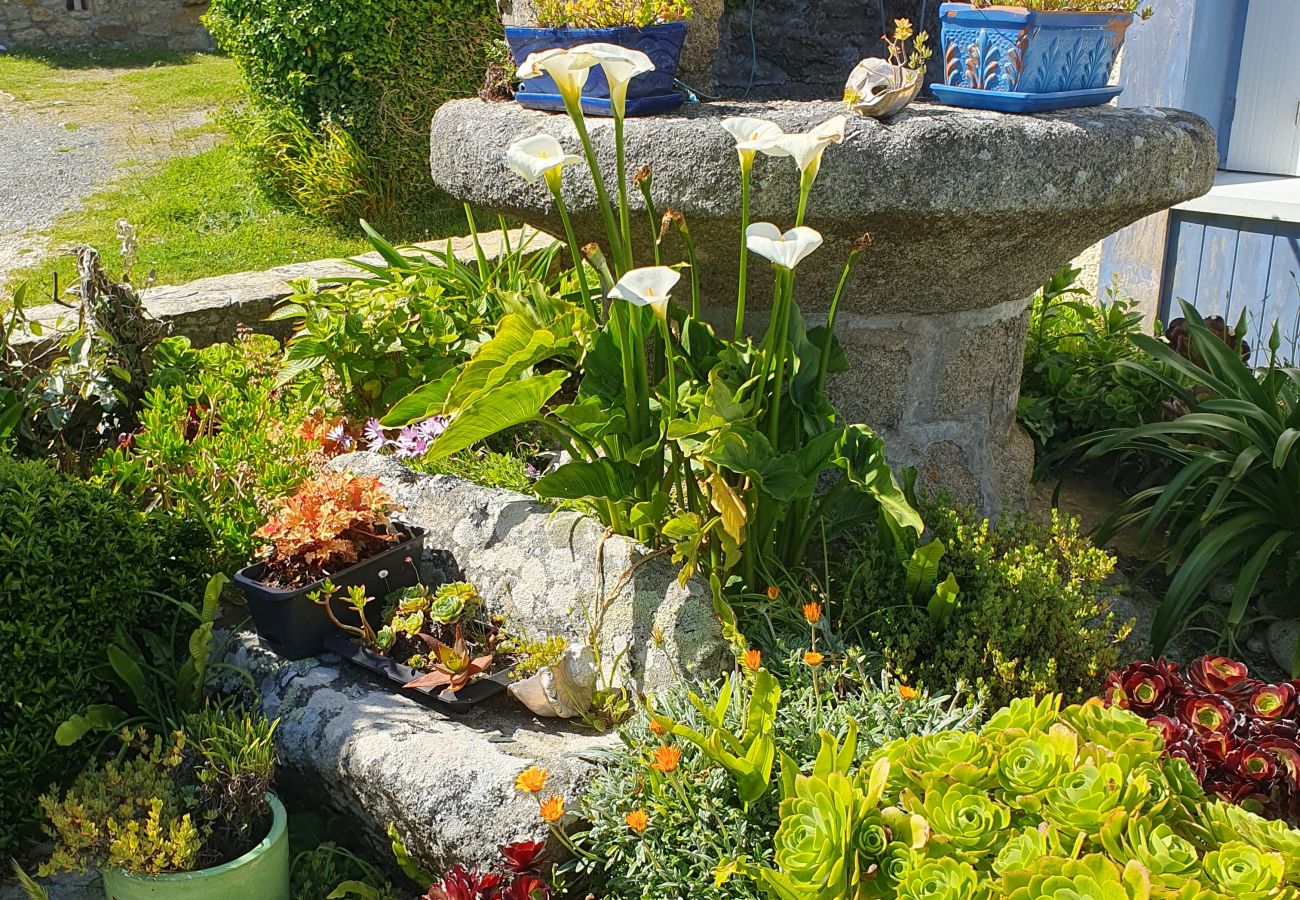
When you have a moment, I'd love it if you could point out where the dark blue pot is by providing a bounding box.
[505,22,687,116]
[932,2,1133,113]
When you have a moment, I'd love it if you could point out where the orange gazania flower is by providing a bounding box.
[898,684,919,701]
[625,808,649,834]
[803,651,824,668]
[649,719,667,737]
[651,744,682,773]
[515,766,548,794]
[802,602,822,624]
[766,586,780,601]
[741,649,762,672]
[539,795,565,823]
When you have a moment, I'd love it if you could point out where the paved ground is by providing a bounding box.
[0,84,211,284]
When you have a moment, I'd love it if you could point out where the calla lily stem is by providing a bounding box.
[548,179,597,321]
[735,166,752,340]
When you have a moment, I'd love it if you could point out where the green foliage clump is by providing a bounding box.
[1018,267,1166,458]
[0,456,173,853]
[572,657,980,899]
[407,447,536,494]
[846,501,1130,707]
[94,334,323,571]
[729,695,1300,899]
[203,0,502,225]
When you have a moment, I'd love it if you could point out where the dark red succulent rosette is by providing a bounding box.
[1186,655,1251,695]
[1103,654,1300,826]
[499,841,545,874]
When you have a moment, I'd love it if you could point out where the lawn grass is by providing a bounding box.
[2,50,473,297]
[5,144,380,295]
[0,50,241,119]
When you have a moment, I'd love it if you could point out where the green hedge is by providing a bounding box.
[204,0,502,225]
[0,458,174,852]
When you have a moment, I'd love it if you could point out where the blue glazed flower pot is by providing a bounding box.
[932,2,1133,113]
[505,22,688,116]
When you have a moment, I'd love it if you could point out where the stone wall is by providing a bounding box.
[0,0,213,51]
[710,0,943,99]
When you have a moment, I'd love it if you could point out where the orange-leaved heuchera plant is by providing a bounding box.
[254,470,398,587]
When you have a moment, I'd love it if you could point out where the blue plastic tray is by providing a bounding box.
[931,83,1122,113]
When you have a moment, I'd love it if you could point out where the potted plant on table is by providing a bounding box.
[931,0,1153,113]
[844,18,932,118]
[233,470,425,660]
[505,0,693,115]
[35,707,289,900]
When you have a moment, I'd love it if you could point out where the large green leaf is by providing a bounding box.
[533,458,635,502]
[107,642,149,707]
[426,371,569,461]
[446,313,570,410]
[834,425,923,534]
[381,369,458,427]
[54,704,127,747]
[905,539,945,604]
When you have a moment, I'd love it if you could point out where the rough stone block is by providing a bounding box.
[331,453,728,693]
[225,631,617,874]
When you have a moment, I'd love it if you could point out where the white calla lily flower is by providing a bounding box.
[517,47,600,106]
[574,43,655,118]
[745,223,823,270]
[759,115,848,177]
[721,117,784,168]
[607,266,681,316]
[506,134,583,188]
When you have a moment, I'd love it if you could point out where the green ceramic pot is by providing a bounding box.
[101,793,290,900]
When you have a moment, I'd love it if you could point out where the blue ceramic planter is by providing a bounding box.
[505,22,687,116]
[933,2,1132,113]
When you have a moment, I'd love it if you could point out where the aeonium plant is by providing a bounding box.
[1105,655,1300,825]
[384,44,920,598]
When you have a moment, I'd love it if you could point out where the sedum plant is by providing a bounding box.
[725,693,1300,899]
[383,44,920,599]
[532,0,691,28]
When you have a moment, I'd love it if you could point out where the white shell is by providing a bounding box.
[508,645,596,718]
[845,58,922,118]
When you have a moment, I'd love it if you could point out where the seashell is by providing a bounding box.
[844,58,923,118]
[508,644,596,718]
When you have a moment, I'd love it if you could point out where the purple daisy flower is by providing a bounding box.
[326,422,355,452]
[364,417,389,452]
[394,425,430,459]
[416,415,449,442]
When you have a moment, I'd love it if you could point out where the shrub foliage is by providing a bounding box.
[847,501,1130,707]
[0,457,172,852]
[204,0,502,223]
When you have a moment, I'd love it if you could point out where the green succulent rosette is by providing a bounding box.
[1099,814,1199,890]
[1200,841,1289,899]
[1041,762,1151,843]
[993,826,1061,877]
[909,783,1010,860]
[1199,802,1300,883]
[769,772,869,899]
[428,581,482,624]
[982,694,1062,743]
[391,584,431,616]
[1002,854,1152,900]
[1059,700,1163,765]
[391,610,425,637]
[889,730,997,793]
[896,856,992,900]
[373,625,396,652]
[997,727,1078,806]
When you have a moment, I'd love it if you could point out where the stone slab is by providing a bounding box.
[13,228,556,353]
[225,630,618,874]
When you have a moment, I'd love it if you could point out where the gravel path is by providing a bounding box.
[0,97,121,281]
[0,86,214,284]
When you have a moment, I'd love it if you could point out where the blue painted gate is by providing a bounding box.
[1161,211,1300,363]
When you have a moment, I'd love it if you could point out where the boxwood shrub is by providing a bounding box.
[204,0,502,224]
[0,457,174,852]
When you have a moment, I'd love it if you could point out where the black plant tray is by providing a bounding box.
[323,633,514,714]
[234,522,426,661]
